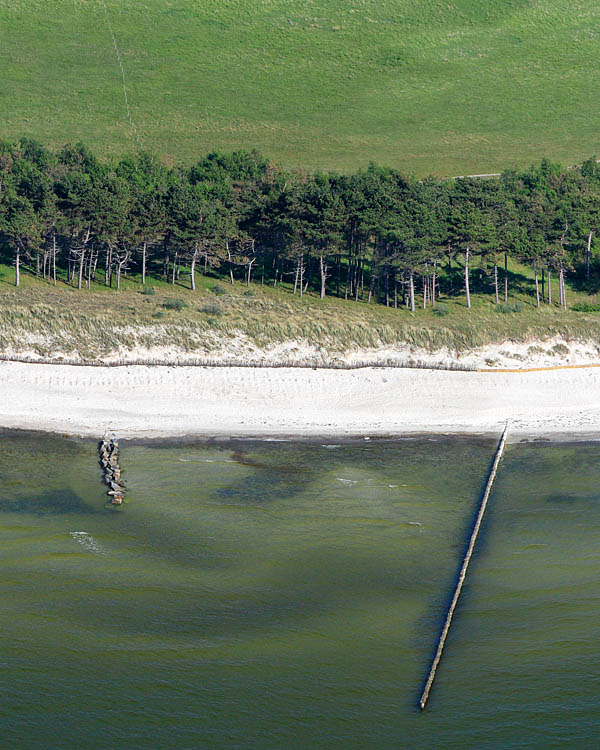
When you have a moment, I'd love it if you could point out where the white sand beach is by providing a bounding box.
[1,360,599,439]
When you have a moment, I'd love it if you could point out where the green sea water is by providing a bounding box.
[1,432,599,749]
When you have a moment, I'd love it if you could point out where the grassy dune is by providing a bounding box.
[1,261,600,361]
[1,1,600,174]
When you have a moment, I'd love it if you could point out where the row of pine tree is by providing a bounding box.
[2,139,600,309]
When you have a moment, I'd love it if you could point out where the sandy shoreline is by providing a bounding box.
[1,360,599,440]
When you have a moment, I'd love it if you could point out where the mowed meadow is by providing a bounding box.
[1,0,600,175]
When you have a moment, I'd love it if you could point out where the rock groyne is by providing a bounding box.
[99,436,125,505]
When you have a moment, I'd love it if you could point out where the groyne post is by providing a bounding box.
[419,423,509,710]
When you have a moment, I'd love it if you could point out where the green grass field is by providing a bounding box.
[1,1,600,175]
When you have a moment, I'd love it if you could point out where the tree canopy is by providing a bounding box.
[1,138,600,311]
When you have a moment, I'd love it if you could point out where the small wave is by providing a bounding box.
[322,444,341,449]
[69,531,105,555]
[517,543,549,553]
[336,477,358,486]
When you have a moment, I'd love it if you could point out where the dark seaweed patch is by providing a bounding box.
[545,493,581,505]
[0,489,95,515]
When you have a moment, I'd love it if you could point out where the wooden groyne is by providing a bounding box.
[99,436,125,505]
[419,423,509,710]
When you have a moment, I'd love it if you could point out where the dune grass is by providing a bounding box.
[1,1,600,175]
[1,259,600,361]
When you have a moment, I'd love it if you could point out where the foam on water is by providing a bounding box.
[69,531,105,555]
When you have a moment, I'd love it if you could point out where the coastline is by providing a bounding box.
[1,360,599,440]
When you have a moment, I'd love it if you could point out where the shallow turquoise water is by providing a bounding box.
[2,433,599,748]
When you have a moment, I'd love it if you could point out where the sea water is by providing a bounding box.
[1,432,599,749]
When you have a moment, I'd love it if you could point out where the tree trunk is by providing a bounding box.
[558,267,562,307]
[52,233,57,286]
[78,249,85,290]
[432,262,437,305]
[190,253,196,291]
[163,236,170,281]
[409,270,415,313]
[494,262,499,304]
[344,256,352,300]
[548,266,552,305]
[464,248,471,309]
[319,255,327,299]
[423,275,427,309]
[171,251,178,285]
[303,255,312,293]
[367,269,376,303]
[587,230,593,280]
[142,241,147,285]
[108,244,113,287]
[559,266,567,309]
[504,251,508,302]
[541,266,545,303]
[384,270,389,307]
[227,242,234,284]
[534,260,540,308]
[15,245,20,287]
[559,268,565,307]
[293,257,300,294]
